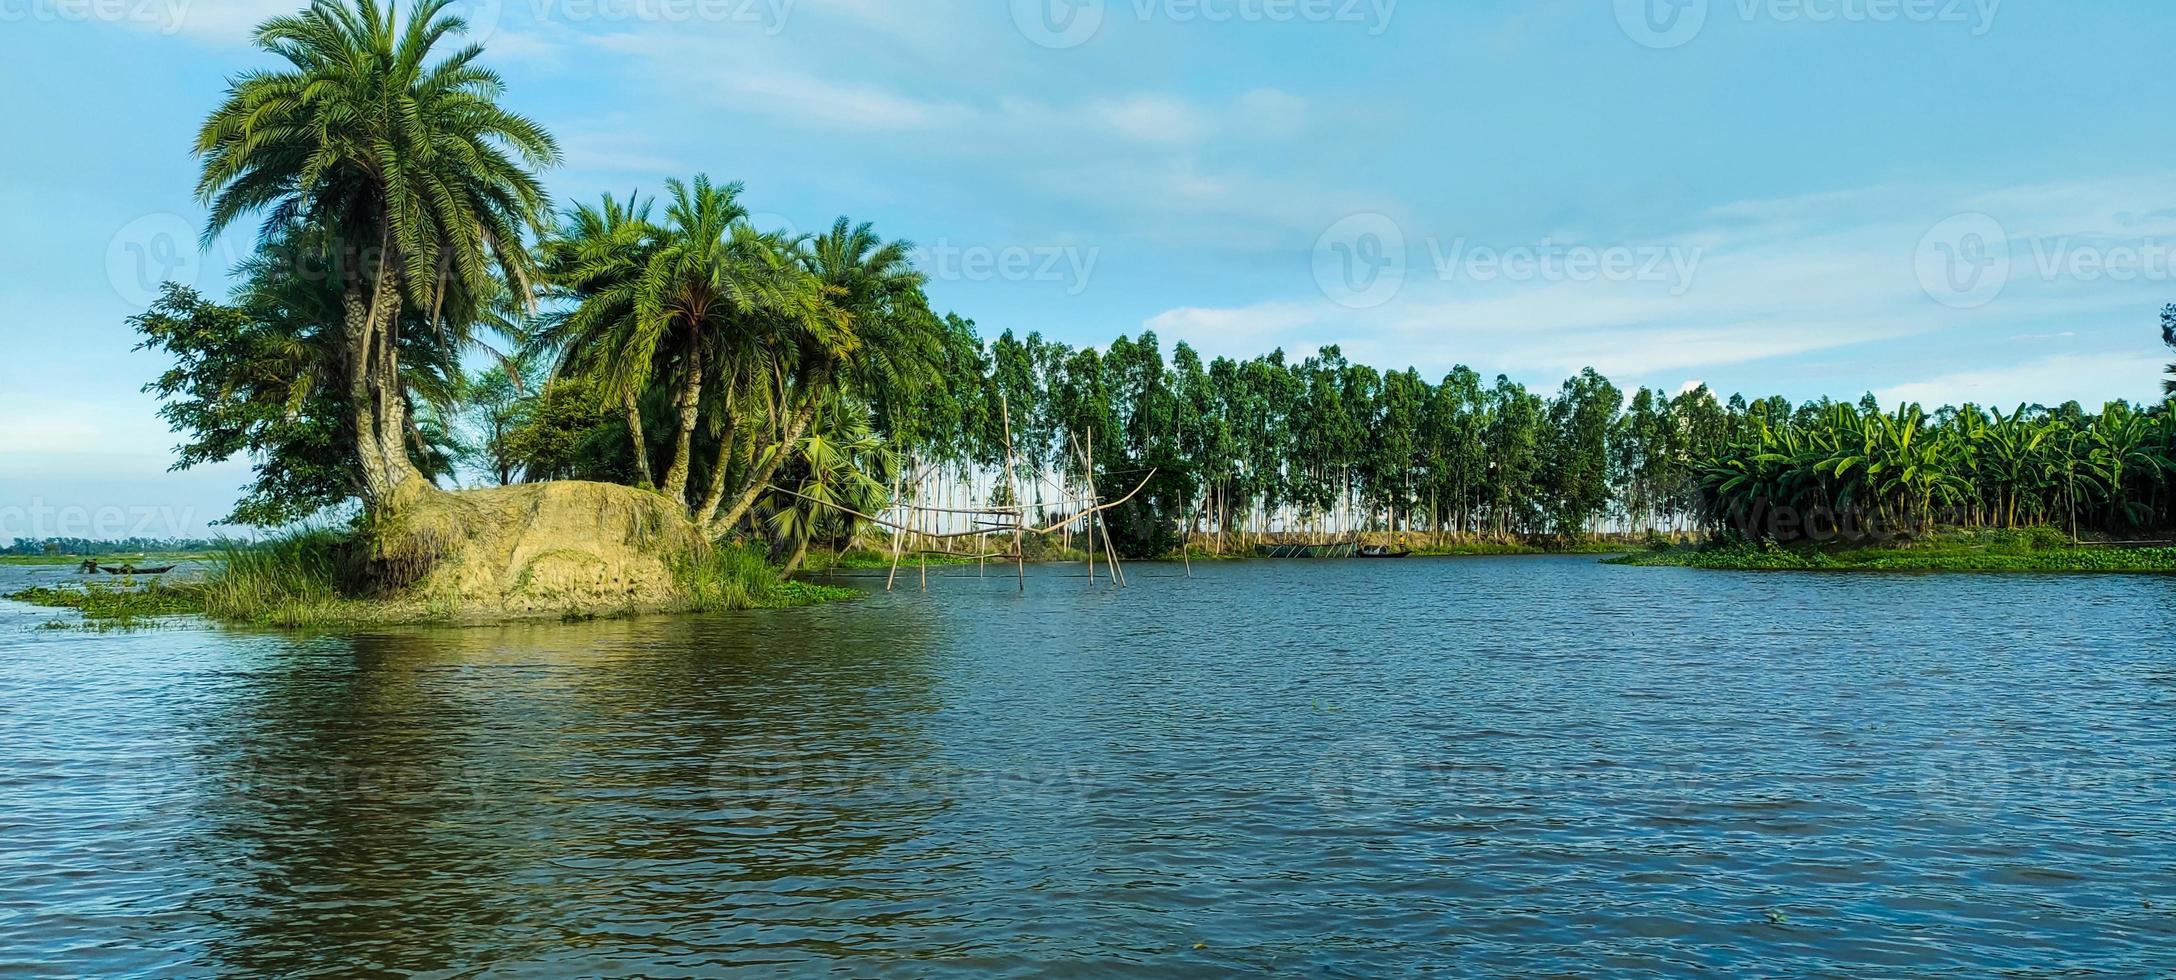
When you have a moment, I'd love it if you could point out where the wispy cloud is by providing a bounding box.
[1878,352,2168,409]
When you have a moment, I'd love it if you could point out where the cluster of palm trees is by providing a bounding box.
[531,177,933,540]
[184,0,933,562]
[1697,401,2176,540]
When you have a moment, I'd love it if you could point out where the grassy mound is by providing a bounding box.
[194,481,859,627]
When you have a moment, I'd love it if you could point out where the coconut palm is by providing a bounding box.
[2162,304,2175,397]
[193,0,558,505]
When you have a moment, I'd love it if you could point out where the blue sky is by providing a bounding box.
[3,0,2173,538]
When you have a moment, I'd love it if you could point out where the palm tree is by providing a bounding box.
[706,219,931,535]
[542,176,828,510]
[762,393,896,575]
[535,191,659,487]
[194,0,557,505]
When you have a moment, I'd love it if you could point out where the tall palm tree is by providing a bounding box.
[541,176,828,510]
[194,0,558,505]
[707,219,931,535]
[535,191,660,487]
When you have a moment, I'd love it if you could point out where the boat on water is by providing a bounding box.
[86,563,178,576]
[1358,546,1413,559]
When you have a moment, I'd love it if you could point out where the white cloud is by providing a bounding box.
[1133,175,2176,395]
[1877,352,2169,410]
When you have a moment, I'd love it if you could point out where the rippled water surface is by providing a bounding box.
[3,557,2175,975]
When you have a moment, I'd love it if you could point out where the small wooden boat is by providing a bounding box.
[1358,546,1413,559]
[93,564,178,576]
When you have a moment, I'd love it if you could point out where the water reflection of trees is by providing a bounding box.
[183,606,949,972]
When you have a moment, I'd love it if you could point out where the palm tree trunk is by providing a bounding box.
[709,392,822,538]
[624,391,654,490]
[344,240,424,505]
[781,534,812,577]
[692,419,745,528]
[659,346,705,507]
[342,287,393,503]
[371,297,423,492]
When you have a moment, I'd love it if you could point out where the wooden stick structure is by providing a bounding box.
[765,418,1157,594]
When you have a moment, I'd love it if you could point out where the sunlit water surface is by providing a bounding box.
[3,557,2174,975]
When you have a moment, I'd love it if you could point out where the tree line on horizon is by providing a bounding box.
[127,0,2176,565]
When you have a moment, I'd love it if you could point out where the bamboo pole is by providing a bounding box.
[1001,394,1027,593]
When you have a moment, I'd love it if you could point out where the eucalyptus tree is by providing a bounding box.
[193,0,558,506]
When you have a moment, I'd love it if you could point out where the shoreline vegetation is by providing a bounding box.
[12,524,2174,631]
[49,0,2171,629]
[1610,528,2176,575]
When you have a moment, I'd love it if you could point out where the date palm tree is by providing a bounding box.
[541,176,830,510]
[535,191,660,487]
[707,218,932,535]
[194,0,558,505]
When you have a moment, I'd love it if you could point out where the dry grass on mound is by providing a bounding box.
[367,480,707,618]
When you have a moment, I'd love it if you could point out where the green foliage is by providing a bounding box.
[1692,400,2175,541]
[2163,304,2175,397]
[7,583,205,628]
[497,377,634,483]
[671,543,862,611]
[197,530,360,628]
[1609,530,2176,574]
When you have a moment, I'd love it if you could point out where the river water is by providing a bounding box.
[3,557,2174,975]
